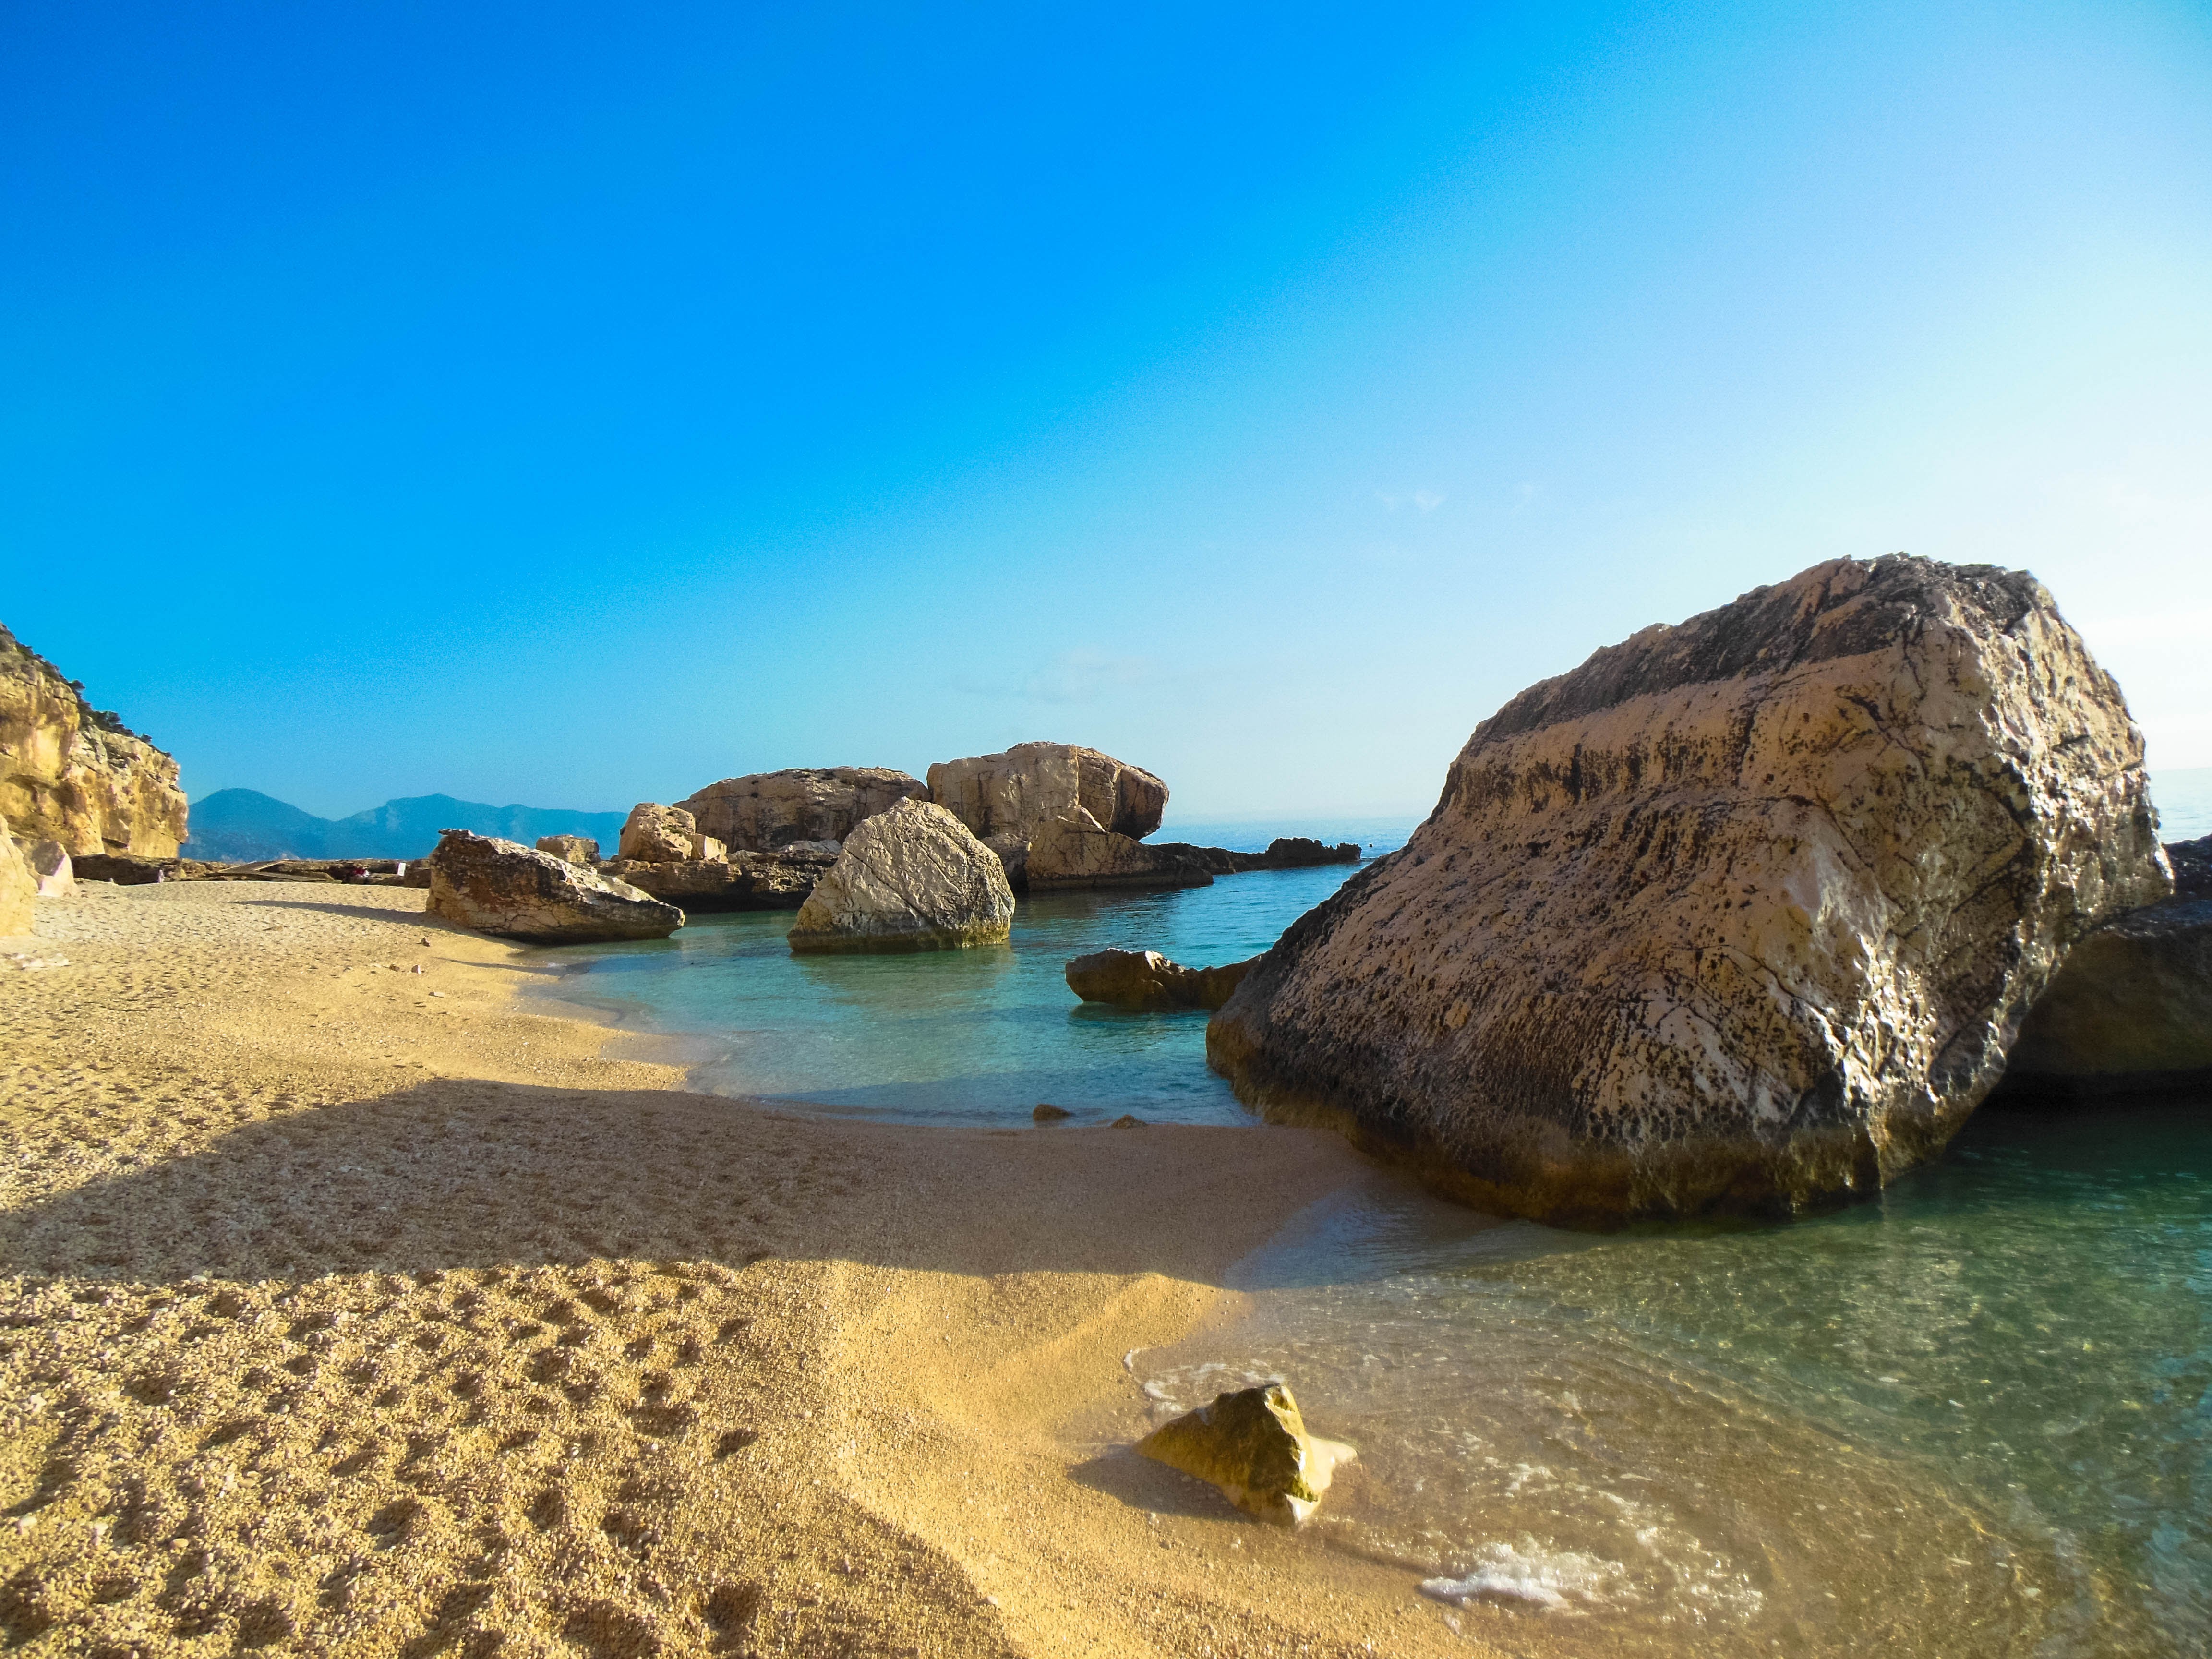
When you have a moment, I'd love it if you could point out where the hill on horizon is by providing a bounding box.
[180,790,628,863]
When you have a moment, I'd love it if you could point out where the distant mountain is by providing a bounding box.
[181,790,628,862]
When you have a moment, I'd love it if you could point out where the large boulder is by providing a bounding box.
[0,824,33,935]
[926,743,1168,846]
[1066,949,1255,1011]
[2002,833,2212,1095]
[428,830,684,942]
[787,798,1014,952]
[617,803,698,863]
[677,768,928,853]
[1208,556,2170,1225]
[0,623,188,857]
[1025,807,1214,891]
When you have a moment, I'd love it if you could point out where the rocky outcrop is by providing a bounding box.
[927,743,1168,846]
[601,847,837,912]
[787,798,1014,952]
[0,825,33,935]
[1,624,188,858]
[1025,808,1214,891]
[1209,556,2170,1226]
[428,830,684,942]
[1136,1383,1354,1527]
[617,804,699,864]
[536,834,601,866]
[2002,833,2212,1095]
[677,768,927,853]
[24,840,72,899]
[1066,949,1255,1011]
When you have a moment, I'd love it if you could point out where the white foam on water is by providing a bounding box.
[1420,1541,1633,1612]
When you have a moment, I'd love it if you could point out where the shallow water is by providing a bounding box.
[1134,1098,2212,1657]
[531,815,1412,1124]
[535,813,2209,1657]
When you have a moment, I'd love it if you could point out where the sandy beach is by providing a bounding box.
[0,881,1496,1657]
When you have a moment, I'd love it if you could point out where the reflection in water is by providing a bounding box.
[1133,1098,2212,1657]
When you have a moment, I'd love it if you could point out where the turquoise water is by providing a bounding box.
[532,816,1414,1124]
[535,813,2209,1657]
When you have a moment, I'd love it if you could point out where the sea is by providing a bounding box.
[531,776,2212,1658]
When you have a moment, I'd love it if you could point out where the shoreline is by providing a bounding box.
[0,880,1500,1656]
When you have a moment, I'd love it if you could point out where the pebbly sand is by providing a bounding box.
[0,881,1505,1657]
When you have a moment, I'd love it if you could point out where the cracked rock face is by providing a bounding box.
[926,743,1167,845]
[1208,556,2170,1225]
[0,824,33,935]
[677,768,927,853]
[786,798,1013,953]
[428,830,685,942]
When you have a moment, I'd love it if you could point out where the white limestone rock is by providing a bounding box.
[787,798,1014,953]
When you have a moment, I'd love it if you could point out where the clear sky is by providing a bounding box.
[5,1,2208,821]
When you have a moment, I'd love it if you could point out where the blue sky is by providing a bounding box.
[5,1,2208,821]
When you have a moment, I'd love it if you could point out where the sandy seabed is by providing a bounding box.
[0,882,1500,1658]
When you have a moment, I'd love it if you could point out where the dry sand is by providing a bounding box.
[0,882,1501,1657]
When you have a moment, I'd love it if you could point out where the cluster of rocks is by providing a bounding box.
[577,741,1355,951]
[1202,555,2189,1226]
[1066,948,1255,1011]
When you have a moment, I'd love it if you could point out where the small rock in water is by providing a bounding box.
[1136,1382,1353,1526]
[1109,1114,1145,1128]
[1033,1103,1072,1123]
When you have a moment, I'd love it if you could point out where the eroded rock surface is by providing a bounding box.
[0,824,33,934]
[535,834,601,866]
[1025,808,1213,891]
[787,798,1013,952]
[429,830,684,942]
[678,768,927,853]
[24,839,72,899]
[2003,833,2212,1094]
[1,624,188,857]
[617,803,698,864]
[601,848,837,912]
[927,743,1167,845]
[1065,949,1254,1012]
[1136,1383,1354,1527]
[1209,556,2170,1225]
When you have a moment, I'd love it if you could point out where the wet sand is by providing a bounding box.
[0,881,1497,1657]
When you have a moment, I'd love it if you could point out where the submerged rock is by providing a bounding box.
[1025,808,1214,891]
[617,803,699,864]
[429,830,684,942]
[0,825,33,935]
[786,798,1014,952]
[678,768,928,853]
[1209,555,2169,1226]
[927,742,1168,847]
[535,833,601,866]
[1136,1383,1354,1526]
[1066,948,1254,1011]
